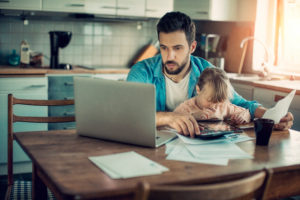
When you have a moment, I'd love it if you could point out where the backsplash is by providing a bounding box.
[0,17,158,68]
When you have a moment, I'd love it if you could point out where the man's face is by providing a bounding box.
[159,31,196,75]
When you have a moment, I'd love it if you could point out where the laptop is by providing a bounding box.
[73,77,176,148]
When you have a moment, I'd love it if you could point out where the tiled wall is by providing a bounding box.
[0,16,158,68]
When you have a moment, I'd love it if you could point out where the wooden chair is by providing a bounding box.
[135,169,273,200]
[5,93,75,200]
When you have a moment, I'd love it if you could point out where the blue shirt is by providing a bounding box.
[127,54,261,119]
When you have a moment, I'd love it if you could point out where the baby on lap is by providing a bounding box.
[174,67,250,124]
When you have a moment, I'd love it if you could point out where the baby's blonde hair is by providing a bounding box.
[197,67,233,103]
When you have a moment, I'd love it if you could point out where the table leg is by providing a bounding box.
[32,164,47,200]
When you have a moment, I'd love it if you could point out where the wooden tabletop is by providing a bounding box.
[14,129,300,200]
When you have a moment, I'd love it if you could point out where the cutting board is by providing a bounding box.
[224,26,251,73]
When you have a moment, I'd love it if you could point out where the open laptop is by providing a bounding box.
[74,77,176,148]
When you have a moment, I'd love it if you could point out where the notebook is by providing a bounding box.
[73,77,176,148]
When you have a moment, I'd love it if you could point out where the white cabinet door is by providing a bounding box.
[145,0,173,18]
[86,0,116,15]
[116,0,145,16]
[0,77,48,171]
[0,0,41,10]
[174,0,210,20]
[43,0,85,13]
[174,0,256,21]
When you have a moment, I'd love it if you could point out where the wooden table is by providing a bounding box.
[14,129,300,200]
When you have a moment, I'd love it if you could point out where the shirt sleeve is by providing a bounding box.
[230,90,261,119]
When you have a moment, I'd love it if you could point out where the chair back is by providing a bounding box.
[7,93,75,186]
[135,169,273,200]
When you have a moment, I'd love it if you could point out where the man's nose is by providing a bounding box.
[167,49,175,60]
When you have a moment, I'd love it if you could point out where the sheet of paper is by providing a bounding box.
[184,141,253,159]
[89,151,168,179]
[263,89,296,123]
[166,140,229,166]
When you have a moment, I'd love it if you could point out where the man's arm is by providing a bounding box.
[156,112,200,137]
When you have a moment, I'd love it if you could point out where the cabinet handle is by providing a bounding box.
[29,84,46,88]
[64,82,74,86]
[67,4,85,7]
[146,9,157,12]
[274,95,284,102]
[101,6,117,9]
[0,0,10,3]
[63,126,76,130]
[195,11,208,15]
[64,111,75,116]
[64,97,73,100]
[117,7,129,10]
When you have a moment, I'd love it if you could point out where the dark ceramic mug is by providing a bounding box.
[254,118,275,146]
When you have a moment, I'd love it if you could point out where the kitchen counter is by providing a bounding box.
[229,74,300,95]
[0,65,130,76]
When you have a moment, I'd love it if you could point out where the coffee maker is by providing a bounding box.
[49,31,72,69]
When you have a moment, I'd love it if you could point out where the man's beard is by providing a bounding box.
[163,54,189,75]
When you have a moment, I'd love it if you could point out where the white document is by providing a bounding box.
[166,140,229,166]
[184,141,253,160]
[89,151,168,179]
[263,89,296,123]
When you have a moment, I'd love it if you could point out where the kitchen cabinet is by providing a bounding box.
[230,81,254,101]
[0,77,48,174]
[174,0,256,21]
[253,87,300,131]
[42,0,145,17]
[145,0,173,18]
[42,0,86,13]
[116,0,145,17]
[0,0,41,10]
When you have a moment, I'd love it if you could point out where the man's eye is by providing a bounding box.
[160,46,167,50]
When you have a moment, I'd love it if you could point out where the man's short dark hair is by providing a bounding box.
[157,11,196,45]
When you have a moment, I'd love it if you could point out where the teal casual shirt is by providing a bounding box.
[127,54,261,119]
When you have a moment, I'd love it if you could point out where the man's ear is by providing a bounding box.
[190,40,197,53]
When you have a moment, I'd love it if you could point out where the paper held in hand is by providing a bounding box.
[262,90,296,123]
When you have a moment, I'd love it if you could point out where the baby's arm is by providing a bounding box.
[227,103,251,124]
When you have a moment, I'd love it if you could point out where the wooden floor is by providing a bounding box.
[0,173,32,200]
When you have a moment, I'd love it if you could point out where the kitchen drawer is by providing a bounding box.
[253,88,300,110]
[0,77,47,93]
[48,76,75,92]
[49,105,74,116]
[49,122,76,130]
[48,91,74,100]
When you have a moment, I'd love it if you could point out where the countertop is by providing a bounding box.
[228,73,300,95]
[0,65,130,76]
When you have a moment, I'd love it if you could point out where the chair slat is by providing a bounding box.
[13,115,75,123]
[13,97,74,106]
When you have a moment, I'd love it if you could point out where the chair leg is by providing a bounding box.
[5,185,12,200]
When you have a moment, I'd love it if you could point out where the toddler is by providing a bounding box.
[174,67,250,124]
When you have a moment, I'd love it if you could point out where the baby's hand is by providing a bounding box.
[230,112,250,124]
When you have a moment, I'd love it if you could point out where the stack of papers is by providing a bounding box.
[165,131,254,166]
[89,151,169,179]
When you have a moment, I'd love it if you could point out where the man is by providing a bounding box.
[127,11,293,137]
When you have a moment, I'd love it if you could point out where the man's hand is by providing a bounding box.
[156,112,201,137]
[255,107,294,131]
[274,112,294,130]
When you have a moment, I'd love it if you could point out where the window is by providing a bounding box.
[253,0,300,74]
[276,0,300,72]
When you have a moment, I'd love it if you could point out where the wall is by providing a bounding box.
[194,20,255,73]
[0,16,158,68]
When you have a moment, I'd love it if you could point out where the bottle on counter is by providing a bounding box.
[8,49,20,66]
[20,40,30,67]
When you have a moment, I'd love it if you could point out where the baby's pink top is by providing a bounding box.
[174,97,251,123]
